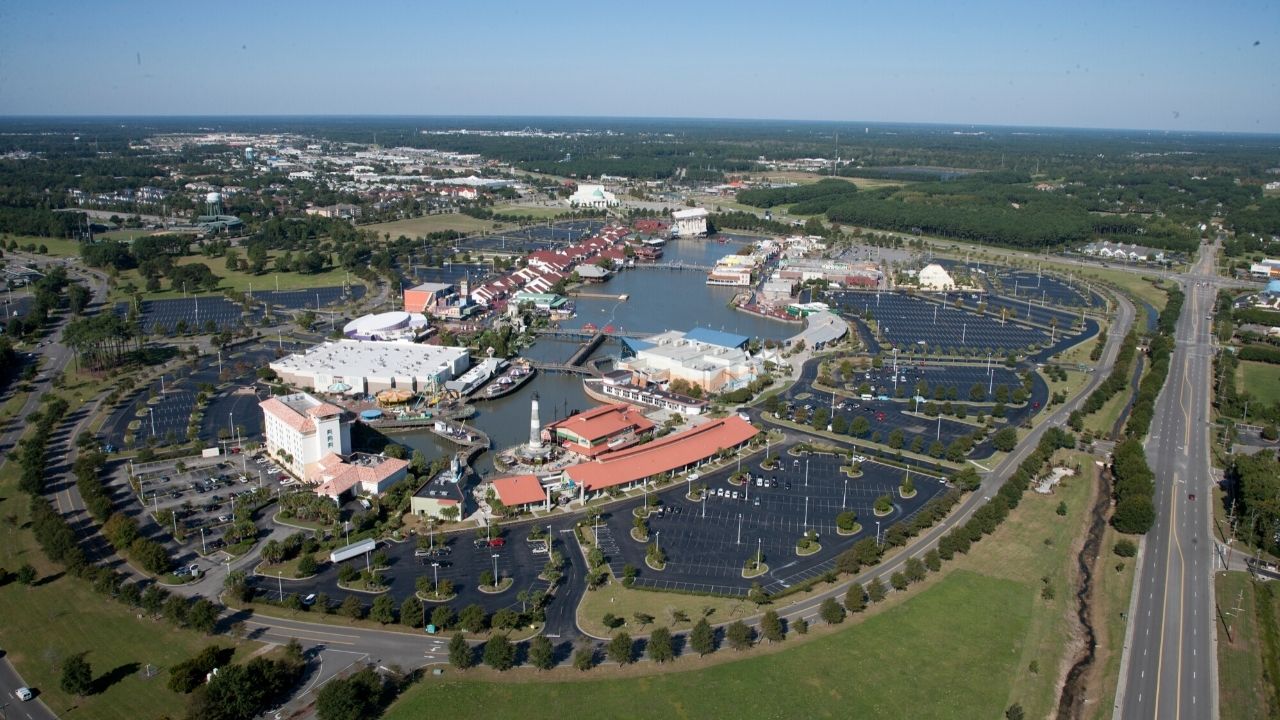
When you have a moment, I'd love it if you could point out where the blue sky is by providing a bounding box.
[1,0,1277,132]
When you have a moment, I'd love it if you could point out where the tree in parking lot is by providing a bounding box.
[910,435,925,453]
[297,554,318,577]
[993,427,1018,452]
[340,595,364,619]
[850,415,871,437]
[887,428,905,449]
[431,605,455,630]
[188,598,220,634]
[459,603,488,633]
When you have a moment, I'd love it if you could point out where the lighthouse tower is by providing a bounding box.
[528,392,543,451]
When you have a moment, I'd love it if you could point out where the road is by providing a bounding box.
[1115,244,1219,719]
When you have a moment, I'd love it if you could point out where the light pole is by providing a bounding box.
[149,407,156,436]
[491,553,500,586]
[804,458,809,488]
[200,527,207,554]
[803,497,809,530]
[936,415,941,441]
[875,520,882,546]
[654,530,660,558]
[277,571,283,601]
[431,562,440,596]
[842,477,848,510]
[737,513,743,545]
[756,537,762,568]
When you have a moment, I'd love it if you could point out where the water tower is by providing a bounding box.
[205,191,222,216]
[244,147,256,163]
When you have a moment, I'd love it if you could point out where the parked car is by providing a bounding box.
[488,537,506,548]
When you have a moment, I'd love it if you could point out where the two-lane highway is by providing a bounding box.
[1116,245,1218,719]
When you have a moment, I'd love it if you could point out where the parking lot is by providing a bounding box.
[132,453,291,553]
[604,448,946,596]
[989,269,1103,308]
[258,284,365,310]
[408,262,493,286]
[458,220,606,254]
[832,291,1049,354]
[115,296,263,334]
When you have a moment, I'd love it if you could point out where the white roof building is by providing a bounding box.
[270,340,469,395]
[918,263,956,291]
[567,184,619,209]
[671,207,709,238]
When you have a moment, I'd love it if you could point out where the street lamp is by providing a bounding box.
[491,553,500,586]
[875,520,882,546]
[431,562,440,596]
[737,513,743,545]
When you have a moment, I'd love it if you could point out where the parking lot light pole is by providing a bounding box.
[277,571,282,601]
[431,562,439,595]
[737,513,743,545]
[875,520,881,546]
[803,497,808,531]
[936,415,941,441]
[149,407,156,437]
[200,527,206,554]
[492,553,500,584]
[804,459,809,488]
[842,478,848,510]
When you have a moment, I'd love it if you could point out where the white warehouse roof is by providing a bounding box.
[271,339,468,382]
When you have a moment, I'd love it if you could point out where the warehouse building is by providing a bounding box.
[270,339,469,395]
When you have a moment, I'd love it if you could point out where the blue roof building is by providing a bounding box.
[684,327,750,350]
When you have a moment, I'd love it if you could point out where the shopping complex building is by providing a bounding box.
[617,327,761,394]
[269,339,469,395]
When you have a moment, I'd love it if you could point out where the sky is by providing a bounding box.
[1,0,1277,133]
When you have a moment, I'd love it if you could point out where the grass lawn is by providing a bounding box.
[1216,572,1273,720]
[0,433,261,719]
[2,235,86,258]
[362,213,498,239]
[386,451,1096,720]
[1085,390,1130,438]
[109,253,361,301]
[1086,519,1139,718]
[491,204,572,220]
[1236,361,1280,406]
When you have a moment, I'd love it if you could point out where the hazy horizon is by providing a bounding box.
[1,0,1277,133]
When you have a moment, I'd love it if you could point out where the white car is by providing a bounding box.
[16,687,34,701]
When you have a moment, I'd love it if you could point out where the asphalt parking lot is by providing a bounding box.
[604,449,945,596]
[408,263,492,286]
[990,269,1103,308]
[459,220,606,254]
[133,454,288,549]
[115,296,263,334]
[258,285,365,310]
[832,291,1049,354]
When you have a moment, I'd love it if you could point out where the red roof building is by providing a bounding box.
[547,403,655,458]
[491,474,548,510]
[563,416,757,494]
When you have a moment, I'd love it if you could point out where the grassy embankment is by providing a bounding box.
[0,414,260,720]
[385,450,1099,720]
[1216,571,1280,720]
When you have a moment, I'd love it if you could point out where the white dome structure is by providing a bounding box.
[206,191,222,204]
[342,311,430,341]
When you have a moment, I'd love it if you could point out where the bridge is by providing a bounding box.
[637,261,713,272]
[527,362,593,375]
[532,328,643,340]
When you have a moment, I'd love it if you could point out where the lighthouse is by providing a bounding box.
[528,392,543,451]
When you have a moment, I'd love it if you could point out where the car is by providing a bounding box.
[730,491,739,500]
[1188,493,1196,501]
[488,537,506,548]
[302,593,316,606]
[753,498,760,506]
[785,481,792,491]
[531,545,548,555]
[216,515,230,523]
[16,687,33,702]
[413,548,431,557]
[770,478,779,488]
[688,473,700,482]
[756,477,764,487]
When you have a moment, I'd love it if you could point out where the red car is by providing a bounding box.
[488,537,506,548]
[875,412,886,422]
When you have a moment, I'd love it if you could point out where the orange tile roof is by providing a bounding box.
[305,402,343,418]
[549,403,655,443]
[259,397,314,433]
[564,416,757,492]
[492,474,547,507]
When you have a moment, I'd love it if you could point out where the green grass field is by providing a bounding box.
[1236,361,1280,406]
[362,213,498,239]
[491,204,572,219]
[392,572,1029,720]
[1216,572,1272,720]
[386,451,1096,720]
[109,253,361,301]
[0,425,260,719]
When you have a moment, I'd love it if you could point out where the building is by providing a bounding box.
[1081,241,1165,262]
[567,184,619,209]
[547,403,656,458]
[410,465,467,520]
[671,207,709,238]
[563,416,758,498]
[490,474,548,513]
[511,291,571,314]
[259,392,351,479]
[342,311,431,342]
[618,327,760,394]
[403,281,478,319]
[575,264,612,283]
[1249,259,1280,280]
[270,339,469,395]
[312,451,409,503]
[917,263,956,291]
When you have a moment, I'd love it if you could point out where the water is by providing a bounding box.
[397,371,590,475]
[569,268,793,339]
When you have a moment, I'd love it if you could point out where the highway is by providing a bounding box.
[1115,244,1219,719]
